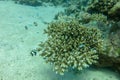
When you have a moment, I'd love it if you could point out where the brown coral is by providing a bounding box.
[87,0,118,15]
[38,20,103,75]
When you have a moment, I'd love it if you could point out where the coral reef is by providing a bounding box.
[33,0,120,74]
[13,0,87,6]
[20,0,119,75]
[38,19,104,75]
[107,22,120,57]
[51,0,120,74]
[90,13,107,22]
[87,0,118,15]
[87,0,120,21]
[108,1,120,21]
[55,11,107,25]
[64,1,89,16]
[13,0,42,6]
[95,21,120,72]
[41,0,88,6]
[77,13,107,24]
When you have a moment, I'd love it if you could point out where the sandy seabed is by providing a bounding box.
[0,1,120,80]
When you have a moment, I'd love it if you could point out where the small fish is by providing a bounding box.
[30,49,37,56]
[33,22,38,26]
[24,26,28,30]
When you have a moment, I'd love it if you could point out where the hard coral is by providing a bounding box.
[38,20,103,75]
[87,0,118,15]
[95,23,120,73]
[108,1,120,21]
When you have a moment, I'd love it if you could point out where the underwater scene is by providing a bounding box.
[0,0,120,80]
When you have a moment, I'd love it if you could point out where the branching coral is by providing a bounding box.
[38,20,103,75]
[91,13,107,22]
[87,0,119,15]
[77,12,107,23]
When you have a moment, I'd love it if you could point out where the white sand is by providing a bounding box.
[0,1,119,80]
